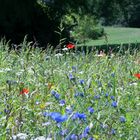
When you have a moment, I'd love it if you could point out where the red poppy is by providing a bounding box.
[66,43,75,49]
[134,73,140,79]
[20,88,29,95]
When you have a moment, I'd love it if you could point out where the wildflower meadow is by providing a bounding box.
[0,41,140,140]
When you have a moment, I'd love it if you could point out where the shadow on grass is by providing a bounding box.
[76,43,140,54]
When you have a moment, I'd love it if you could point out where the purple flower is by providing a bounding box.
[84,126,90,134]
[50,112,68,123]
[111,128,116,135]
[43,112,50,117]
[50,90,56,95]
[42,122,51,126]
[72,112,86,120]
[74,92,84,97]
[110,96,115,100]
[4,109,10,114]
[54,93,60,99]
[88,107,94,114]
[50,90,60,99]
[88,137,94,140]
[71,134,78,140]
[100,123,108,129]
[111,101,117,107]
[94,95,100,99]
[59,100,65,106]
[79,79,84,85]
[59,129,68,136]
[65,107,73,114]
[105,93,109,97]
[72,66,77,72]
[79,133,88,139]
[69,73,75,80]
[120,116,126,123]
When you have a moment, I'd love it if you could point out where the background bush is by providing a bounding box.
[66,15,104,43]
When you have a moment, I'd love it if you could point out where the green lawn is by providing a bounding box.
[80,27,140,46]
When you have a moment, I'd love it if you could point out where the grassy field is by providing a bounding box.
[80,27,140,46]
[0,40,140,139]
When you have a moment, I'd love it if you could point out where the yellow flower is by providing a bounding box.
[47,83,53,90]
[93,135,99,139]
[40,104,46,109]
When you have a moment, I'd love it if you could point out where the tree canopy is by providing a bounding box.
[0,0,139,47]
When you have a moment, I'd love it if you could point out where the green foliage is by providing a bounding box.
[82,0,140,27]
[72,15,104,43]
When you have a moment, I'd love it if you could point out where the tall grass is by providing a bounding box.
[0,39,139,140]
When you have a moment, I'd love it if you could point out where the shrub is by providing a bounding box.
[72,15,104,43]
[61,14,105,44]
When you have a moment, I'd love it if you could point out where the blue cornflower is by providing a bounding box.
[4,109,10,114]
[79,79,84,85]
[77,113,86,120]
[88,107,94,114]
[111,101,118,107]
[79,133,88,139]
[94,95,100,99]
[74,93,79,97]
[74,92,84,97]
[65,107,73,114]
[72,112,86,120]
[105,93,109,97]
[50,112,68,123]
[54,93,60,99]
[69,73,75,80]
[120,116,126,123]
[59,100,66,106]
[72,113,79,120]
[43,112,50,117]
[42,122,51,126]
[59,129,68,136]
[72,66,77,72]
[84,126,90,134]
[111,128,116,135]
[50,90,56,95]
[100,123,108,129]
[88,137,94,140]
[50,90,60,99]
[70,134,78,140]
[110,96,115,100]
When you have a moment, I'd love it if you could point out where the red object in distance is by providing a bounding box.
[66,43,75,49]
[134,73,140,79]
[20,88,29,95]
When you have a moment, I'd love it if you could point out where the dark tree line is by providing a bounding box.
[85,0,140,27]
[0,0,139,47]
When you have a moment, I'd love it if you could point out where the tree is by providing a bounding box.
[0,0,88,47]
